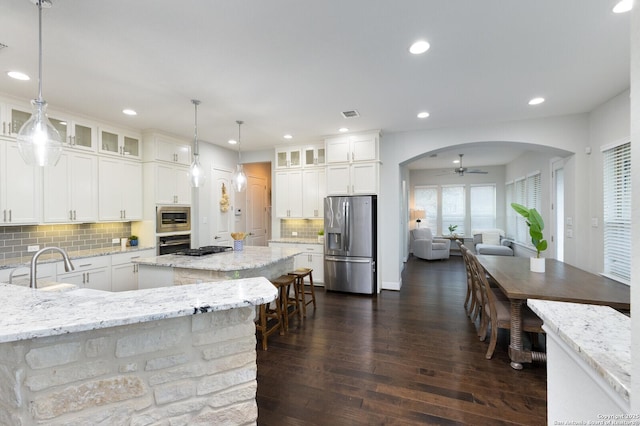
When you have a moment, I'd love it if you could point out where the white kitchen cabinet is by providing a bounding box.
[275,170,303,218]
[302,169,326,218]
[0,139,41,225]
[303,144,326,167]
[268,242,324,284]
[156,163,191,205]
[57,255,111,291]
[55,117,97,152]
[275,146,302,169]
[1,102,31,137]
[98,158,143,221]
[98,126,141,159]
[148,134,192,165]
[44,151,98,223]
[326,162,378,196]
[111,249,155,292]
[325,132,378,164]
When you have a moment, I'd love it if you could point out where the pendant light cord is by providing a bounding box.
[236,120,244,163]
[192,99,201,155]
[37,0,44,103]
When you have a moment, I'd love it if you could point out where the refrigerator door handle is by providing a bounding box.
[344,200,350,252]
[325,256,371,263]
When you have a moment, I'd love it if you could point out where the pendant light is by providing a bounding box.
[189,99,206,187]
[17,0,63,167]
[232,120,247,192]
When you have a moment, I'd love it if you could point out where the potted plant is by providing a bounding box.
[511,203,547,272]
[317,229,325,243]
[129,235,139,247]
[447,224,458,236]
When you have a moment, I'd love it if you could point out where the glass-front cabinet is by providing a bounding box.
[303,144,325,167]
[99,127,141,159]
[275,147,302,168]
[49,116,96,152]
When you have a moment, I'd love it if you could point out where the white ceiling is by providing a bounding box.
[0,1,630,169]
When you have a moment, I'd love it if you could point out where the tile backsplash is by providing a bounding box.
[280,219,323,239]
[0,223,132,261]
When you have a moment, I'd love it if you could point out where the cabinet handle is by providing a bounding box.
[123,209,126,219]
[69,210,73,220]
[8,122,12,134]
[8,210,11,222]
[351,152,354,162]
[3,210,5,222]
[86,272,90,283]
[2,122,5,134]
[73,210,77,220]
[82,273,86,284]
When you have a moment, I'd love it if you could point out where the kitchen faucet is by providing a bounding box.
[30,247,74,289]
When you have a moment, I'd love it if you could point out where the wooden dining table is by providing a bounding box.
[476,255,630,369]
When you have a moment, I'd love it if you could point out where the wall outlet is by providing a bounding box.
[27,245,40,252]
[292,231,298,236]
[112,238,121,244]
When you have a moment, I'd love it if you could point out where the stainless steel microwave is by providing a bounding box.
[156,206,191,233]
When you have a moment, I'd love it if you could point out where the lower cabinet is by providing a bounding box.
[57,256,112,291]
[111,249,155,292]
[269,242,324,284]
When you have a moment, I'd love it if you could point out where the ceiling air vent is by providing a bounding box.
[341,110,360,119]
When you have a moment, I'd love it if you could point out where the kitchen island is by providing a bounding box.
[134,245,301,289]
[0,278,277,425]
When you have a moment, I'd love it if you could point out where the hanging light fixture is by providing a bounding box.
[17,0,63,167]
[189,99,206,188]
[232,120,247,192]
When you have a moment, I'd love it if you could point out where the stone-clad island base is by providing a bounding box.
[0,278,277,425]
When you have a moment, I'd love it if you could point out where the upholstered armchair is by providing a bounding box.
[410,228,450,260]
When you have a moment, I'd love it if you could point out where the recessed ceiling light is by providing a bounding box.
[339,127,349,133]
[528,97,545,106]
[283,134,293,140]
[613,0,633,13]
[228,139,237,145]
[122,109,137,116]
[409,40,430,55]
[417,111,430,119]
[7,71,30,81]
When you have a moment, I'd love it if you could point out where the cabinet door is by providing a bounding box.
[43,152,71,222]
[275,171,302,217]
[156,164,177,204]
[123,135,141,159]
[99,128,120,155]
[3,142,41,224]
[275,172,290,218]
[174,167,192,205]
[70,153,98,221]
[350,134,377,162]
[325,137,349,163]
[302,169,325,218]
[121,162,143,219]
[98,158,123,220]
[326,164,350,196]
[351,162,378,195]
[156,137,191,165]
[83,268,111,291]
[111,263,137,292]
[71,120,96,151]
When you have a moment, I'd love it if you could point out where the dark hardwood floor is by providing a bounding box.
[256,256,547,425]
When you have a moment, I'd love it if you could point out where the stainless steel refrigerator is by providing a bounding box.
[324,195,377,294]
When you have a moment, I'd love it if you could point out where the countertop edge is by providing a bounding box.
[0,277,277,344]
[527,299,631,402]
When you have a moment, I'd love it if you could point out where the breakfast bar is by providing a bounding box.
[134,246,301,288]
[0,278,277,424]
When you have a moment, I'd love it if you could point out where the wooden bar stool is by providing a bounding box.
[288,268,316,317]
[271,274,301,331]
[255,284,284,351]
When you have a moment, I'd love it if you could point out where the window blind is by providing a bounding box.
[442,185,465,235]
[513,178,527,244]
[414,185,438,230]
[470,184,496,230]
[505,182,515,238]
[603,141,631,283]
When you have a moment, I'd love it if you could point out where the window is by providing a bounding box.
[513,177,527,244]
[442,185,465,235]
[505,182,516,238]
[414,186,438,230]
[510,172,541,246]
[470,184,496,230]
[603,141,631,283]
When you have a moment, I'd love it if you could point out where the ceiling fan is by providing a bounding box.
[453,154,488,176]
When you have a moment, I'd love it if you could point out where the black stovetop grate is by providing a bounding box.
[176,246,232,256]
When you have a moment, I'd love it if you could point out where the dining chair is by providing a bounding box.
[458,243,477,318]
[468,251,544,359]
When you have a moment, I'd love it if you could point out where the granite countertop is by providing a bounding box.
[527,299,630,402]
[0,246,155,271]
[133,246,301,271]
[268,238,323,245]
[0,277,277,344]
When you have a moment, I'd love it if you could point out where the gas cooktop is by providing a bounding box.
[175,246,233,256]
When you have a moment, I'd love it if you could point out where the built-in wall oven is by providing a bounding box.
[157,234,191,255]
[156,206,191,234]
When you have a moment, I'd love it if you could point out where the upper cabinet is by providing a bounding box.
[98,158,143,221]
[53,117,97,152]
[275,146,302,169]
[325,132,379,164]
[143,133,192,165]
[0,138,42,225]
[303,144,325,167]
[99,126,141,160]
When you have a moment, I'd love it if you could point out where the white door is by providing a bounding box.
[246,176,267,246]
[212,168,234,246]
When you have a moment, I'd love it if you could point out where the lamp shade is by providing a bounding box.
[411,209,426,221]
[17,100,63,167]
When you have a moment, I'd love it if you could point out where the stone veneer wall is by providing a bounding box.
[280,219,323,239]
[0,223,132,261]
[0,307,258,425]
